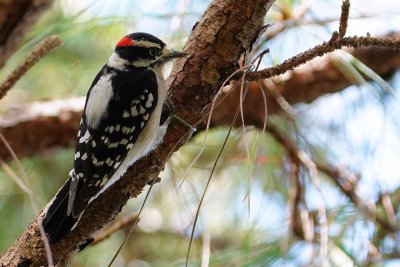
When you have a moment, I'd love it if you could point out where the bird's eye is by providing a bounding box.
[149,48,159,57]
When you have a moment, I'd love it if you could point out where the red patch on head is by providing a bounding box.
[116,36,133,47]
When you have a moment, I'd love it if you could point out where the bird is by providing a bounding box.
[42,32,188,243]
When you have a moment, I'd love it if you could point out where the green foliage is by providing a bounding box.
[1,0,400,266]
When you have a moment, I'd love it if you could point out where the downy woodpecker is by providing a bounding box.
[42,32,187,242]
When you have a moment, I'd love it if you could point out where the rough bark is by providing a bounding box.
[1,37,399,160]
[0,0,275,265]
[0,0,54,67]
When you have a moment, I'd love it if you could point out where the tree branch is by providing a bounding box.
[0,35,62,99]
[245,36,400,81]
[0,97,83,160]
[0,0,54,67]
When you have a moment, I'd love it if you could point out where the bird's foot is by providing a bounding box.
[164,98,196,135]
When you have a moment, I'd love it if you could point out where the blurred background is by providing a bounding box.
[0,0,400,266]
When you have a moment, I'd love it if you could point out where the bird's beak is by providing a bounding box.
[162,48,188,61]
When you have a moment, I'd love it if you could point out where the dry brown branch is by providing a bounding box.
[0,0,275,265]
[338,0,350,38]
[246,36,400,81]
[0,35,62,100]
[0,97,83,161]
[0,0,54,67]
[287,160,309,241]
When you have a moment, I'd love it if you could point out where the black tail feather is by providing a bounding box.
[42,178,77,243]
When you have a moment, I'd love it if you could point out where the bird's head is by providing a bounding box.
[108,32,186,70]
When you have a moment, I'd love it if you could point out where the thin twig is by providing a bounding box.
[246,36,400,81]
[92,212,139,246]
[0,133,54,266]
[107,181,154,267]
[179,65,254,187]
[185,68,257,266]
[185,97,239,266]
[184,52,268,265]
[380,193,396,227]
[239,73,252,212]
[242,49,270,210]
[339,0,350,38]
[0,35,62,100]
[285,161,301,245]
[0,160,32,198]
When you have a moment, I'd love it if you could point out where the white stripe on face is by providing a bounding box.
[132,40,161,49]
